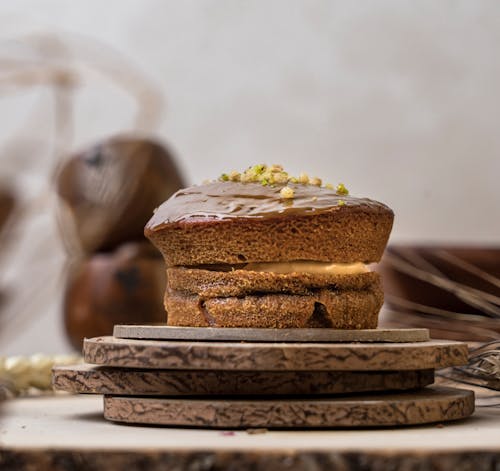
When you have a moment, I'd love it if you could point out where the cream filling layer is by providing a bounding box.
[243,261,369,275]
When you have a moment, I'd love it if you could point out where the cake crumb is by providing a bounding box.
[280,186,295,199]
[229,171,241,182]
[246,428,268,434]
[298,172,309,184]
[336,183,349,195]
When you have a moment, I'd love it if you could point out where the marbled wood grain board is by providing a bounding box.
[83,337,468,371]
[52,364,434,396]
[113,325,430,343]
[104,386,474,428]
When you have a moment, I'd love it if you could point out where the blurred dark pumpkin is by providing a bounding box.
[56,135,184,253]
[0,186,15,312]
[64,242,166,350]
[0,186,15,234]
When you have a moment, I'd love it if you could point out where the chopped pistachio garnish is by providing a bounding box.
[217,165,349,194]
[253,164,266,175]
[240,172,255,183]
[229,171,241,182]
[280,186,295,199]
[337,199,346,206]
[298,172,309,184]
[336,183,349,195]
[272,172,289,184]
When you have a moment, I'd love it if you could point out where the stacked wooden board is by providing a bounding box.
[52,326,474,428]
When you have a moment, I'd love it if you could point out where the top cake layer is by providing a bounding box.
[145,181,394,267]
[146,181,388,224]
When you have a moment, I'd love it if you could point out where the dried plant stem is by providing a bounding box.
[439,341,500,392]
[385,295,487,321]
[385,252,500,317]
[383,308,500,341]
[434,250,500,290]
[0,354,81,397]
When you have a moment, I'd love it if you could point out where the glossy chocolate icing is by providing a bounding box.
[146,182,390,231]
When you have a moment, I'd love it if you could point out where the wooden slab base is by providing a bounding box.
[113,325,430,343]
[84,337,468,371]
[104,386,474,428]
[52,364,434,396]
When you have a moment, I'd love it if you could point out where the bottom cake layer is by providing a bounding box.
[165,286,383,328]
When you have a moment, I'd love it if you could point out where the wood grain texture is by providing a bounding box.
[2,395,496,470]
[113,325,430,342]
[52,364,434,396]
[84,337,469,371]
[2,450,499,471]
[103,386,474,428]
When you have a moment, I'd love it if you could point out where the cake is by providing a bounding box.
[145,165,394,329]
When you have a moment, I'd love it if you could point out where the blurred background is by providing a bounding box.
[0,1,499,356]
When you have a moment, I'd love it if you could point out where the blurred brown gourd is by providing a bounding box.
[0,186,15,235]
[57,135,184,349]
[0,186,16,312]
[57,135,184,253]
[64,242,166,350]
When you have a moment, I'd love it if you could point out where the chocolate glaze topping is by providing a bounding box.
[146,182,391,231]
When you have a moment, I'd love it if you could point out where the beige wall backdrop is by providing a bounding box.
[0,1,499,354]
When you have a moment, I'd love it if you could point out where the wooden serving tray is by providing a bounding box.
[53,326,474,430]
[83,337,468,371]
[113,325,430,343]
[103,386,474,428]
[53,364,434,396]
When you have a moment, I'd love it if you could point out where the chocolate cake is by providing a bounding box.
[145,166,394,328]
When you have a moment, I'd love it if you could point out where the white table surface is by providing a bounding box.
[1,394,499,453]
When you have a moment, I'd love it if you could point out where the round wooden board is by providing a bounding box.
[104,386,474,428]
[113,325,430,343]
[52,364,434,396]
[84,337,468,371]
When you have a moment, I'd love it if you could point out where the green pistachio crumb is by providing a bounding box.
[217,165,349,195]
[273,172,288,184]
[336,183,349,195]
[252,164,266,175]
[298,172,309,184]
[337,199,346,206]
[229,171,241,182]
